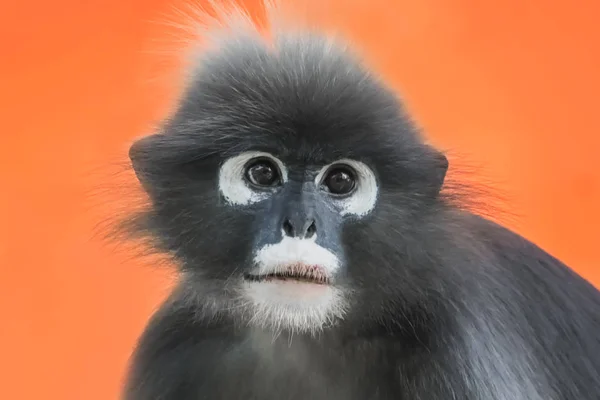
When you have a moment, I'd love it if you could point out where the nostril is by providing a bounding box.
[305,220,317,238]
[283,219,295,237]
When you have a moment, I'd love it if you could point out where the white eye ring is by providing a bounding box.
[219,151,287,206]
[315,159,378,217]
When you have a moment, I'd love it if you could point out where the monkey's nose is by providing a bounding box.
[283,218,317,239]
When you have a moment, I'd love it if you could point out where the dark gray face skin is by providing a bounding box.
[123,30,600,400]
[249,167,346,262]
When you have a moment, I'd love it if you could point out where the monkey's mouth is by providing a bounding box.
[244,264,330,285]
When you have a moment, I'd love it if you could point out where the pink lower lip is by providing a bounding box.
[263,275,328,284]
[246,263,330,285]
[258,279,331,297]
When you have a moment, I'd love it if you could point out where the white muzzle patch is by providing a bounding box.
[252,234,340,278]
[240,235,347,334]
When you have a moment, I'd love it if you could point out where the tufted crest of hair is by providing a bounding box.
[119,0,500,289]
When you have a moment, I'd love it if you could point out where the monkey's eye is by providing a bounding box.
[245,158,281,188]
[322,166,356,196]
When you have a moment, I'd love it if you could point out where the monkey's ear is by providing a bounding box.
[129,134,164,194]
[424,145,449,196]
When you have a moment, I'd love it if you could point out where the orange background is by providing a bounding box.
[1,0,599,399]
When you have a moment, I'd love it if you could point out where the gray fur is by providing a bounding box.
[120,23,600,400]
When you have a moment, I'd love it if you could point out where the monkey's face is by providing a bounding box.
[216,150,379,329]
[128,34,448,333]
[130,125,446,334]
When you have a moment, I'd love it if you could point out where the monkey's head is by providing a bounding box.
[128,32,449,334]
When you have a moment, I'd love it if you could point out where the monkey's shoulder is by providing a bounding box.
[468,215,596,285]
[464,213,600,313]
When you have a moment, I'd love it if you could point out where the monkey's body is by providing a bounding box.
[127,300,410,400]
[125,214,600,400]
[119,5,600,399]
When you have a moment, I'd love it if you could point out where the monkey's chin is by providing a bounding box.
[239,280,347,333]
